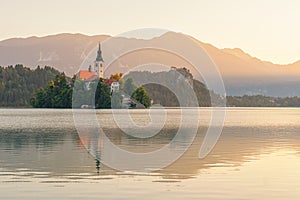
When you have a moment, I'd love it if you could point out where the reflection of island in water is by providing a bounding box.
[79,125,300,180]
[1,108,300,181]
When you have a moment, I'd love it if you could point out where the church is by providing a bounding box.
[77,43,120,94]
[77,43,105,81]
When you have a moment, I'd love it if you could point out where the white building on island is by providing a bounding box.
[110,81,120,95]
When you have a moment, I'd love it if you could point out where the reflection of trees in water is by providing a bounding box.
[76,125,300,179]
[0,128,98,176]
[96,126,300,179]
[101,127,179,153]
[2,126,300,180]
[0,128,75,149]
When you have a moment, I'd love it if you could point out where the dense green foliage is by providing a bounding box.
[118,78,151,108]
[0,65,60,107]
[31,73,151,109]
[124,70,300,107]
[131,87,151,108]
[94,78,111,109]
[142,80,212,107]
[143,83,179,106]
[30,73,73,108]
[32,76,113,109]
[227,95,300,107]
[3,65,300,108]
[123,78,136,95]
[71,79,94,108]
[124,69,212,107]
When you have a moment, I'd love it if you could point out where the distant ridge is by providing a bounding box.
[0,32,299,96]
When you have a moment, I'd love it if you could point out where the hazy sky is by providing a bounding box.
[1,0,299,64]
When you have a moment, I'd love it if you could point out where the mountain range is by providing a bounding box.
[0,32,299,97]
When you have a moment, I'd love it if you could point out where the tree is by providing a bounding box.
[123,78,136,95]
[110,73,122,81]
[30,73,72,108]
[94,78,111,109]
[0,65,60,107]
[132,87,151,108]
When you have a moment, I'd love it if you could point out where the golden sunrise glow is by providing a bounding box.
[0,0,299,64]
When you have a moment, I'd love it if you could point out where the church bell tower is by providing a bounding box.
[94,43,104,78]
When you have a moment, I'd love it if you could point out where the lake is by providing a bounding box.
[1,108,300,200]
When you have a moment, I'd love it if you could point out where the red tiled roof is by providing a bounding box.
[104,79,117,85]
[77,70,95,80]
[85,75,98,82]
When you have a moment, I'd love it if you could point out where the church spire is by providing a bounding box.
[94,42,104,78]
[96,42,104,62]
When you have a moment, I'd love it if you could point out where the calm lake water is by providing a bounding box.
[1,108,300,199]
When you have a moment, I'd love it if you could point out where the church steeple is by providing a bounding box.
[96,43,104,62]
[94,42,104,78]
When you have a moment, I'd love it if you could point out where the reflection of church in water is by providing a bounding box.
[80,131,102,174]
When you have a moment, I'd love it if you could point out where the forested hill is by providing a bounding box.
[0,65,61,107]
[123,69,212,107]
